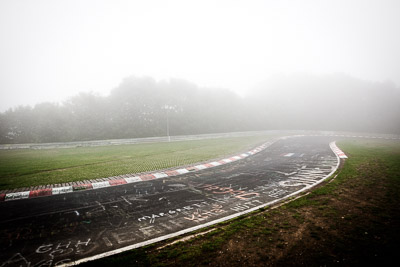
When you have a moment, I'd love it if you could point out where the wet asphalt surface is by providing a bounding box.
[0,135,340,266]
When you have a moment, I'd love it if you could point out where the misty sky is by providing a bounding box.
[1,0,399,111]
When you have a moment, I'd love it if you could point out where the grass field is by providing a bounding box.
[0,135,273,190]
[81,139,400,266]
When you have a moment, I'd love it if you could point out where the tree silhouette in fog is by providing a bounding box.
[0,74,399,143]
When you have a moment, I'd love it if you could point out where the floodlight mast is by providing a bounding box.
[164,105,172,142]
[167,107,170,142]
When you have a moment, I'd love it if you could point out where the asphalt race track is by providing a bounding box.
[0,136,342,266]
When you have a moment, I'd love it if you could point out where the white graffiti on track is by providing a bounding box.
[183,204,226,223]
[230,199,263,212]
[199,184,260,200]
[1,239,92,267]
[137,201,211,223]
[1,253,72,267]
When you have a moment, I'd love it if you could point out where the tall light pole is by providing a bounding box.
[164,105,173,142]
[166,106,170,142]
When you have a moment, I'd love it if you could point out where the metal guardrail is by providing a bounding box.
[0,131,277,150]
[0,130,399,150]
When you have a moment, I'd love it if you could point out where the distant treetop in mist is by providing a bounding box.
[0,74,399,144]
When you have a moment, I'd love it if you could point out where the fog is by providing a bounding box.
[0,0,400,143]
[248,73,400,133]
[0,74,399,143]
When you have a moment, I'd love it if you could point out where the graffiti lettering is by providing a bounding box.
[137,202,211,223]
[0,253,30,267]
[200,184,260,200]
[184,204,226,223]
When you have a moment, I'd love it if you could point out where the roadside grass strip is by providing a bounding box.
[0,138,279,201]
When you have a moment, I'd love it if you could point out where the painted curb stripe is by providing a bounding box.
[5,191,30,201]
[204,163,215,168]
[140,174,156,181]
[185,167,198,172]
[124,177,141,183]
[194,165,207,170]
[153,173,169,179]
[175,169,190,175]
[29,189,52,198]
[73,184,93,190]
[164,170,180,176]
[109,179,128,186]
[91,181,110,189]
[329,142,348,159]
[52,186,73,195]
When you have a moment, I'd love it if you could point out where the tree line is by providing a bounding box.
[1,74,399,144]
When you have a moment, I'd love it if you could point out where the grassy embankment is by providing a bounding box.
[0,135,272,190]
[82,139,400,266]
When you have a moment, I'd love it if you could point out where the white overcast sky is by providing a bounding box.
[0,0,399,111]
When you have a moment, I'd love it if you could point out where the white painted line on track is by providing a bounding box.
[153,173,169,179]
[284,153,295,157]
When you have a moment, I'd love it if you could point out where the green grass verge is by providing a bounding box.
[0,135,273,190]
[81,138,400,266]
